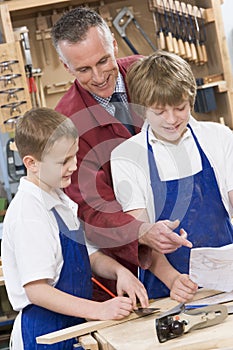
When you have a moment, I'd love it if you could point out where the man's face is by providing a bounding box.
[59,26,119,98]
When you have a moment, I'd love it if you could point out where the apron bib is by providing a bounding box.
[140,125,233,299]
[21,208,92,349]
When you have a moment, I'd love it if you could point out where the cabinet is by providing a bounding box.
[1,0,233,129]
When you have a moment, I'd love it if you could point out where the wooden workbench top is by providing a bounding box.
[37,288,231,349]
[97,303,233,350]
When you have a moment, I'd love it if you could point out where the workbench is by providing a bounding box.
[37,289,233,350]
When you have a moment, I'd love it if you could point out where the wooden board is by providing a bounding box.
[36,288,220,345]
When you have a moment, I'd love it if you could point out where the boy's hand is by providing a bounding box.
[170,274,198,303]
[116,267,149,309]
[97,297,133,320]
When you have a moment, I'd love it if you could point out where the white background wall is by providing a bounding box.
[221,0,233,75]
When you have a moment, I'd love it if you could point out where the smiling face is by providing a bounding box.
[59,26,119,98]
[27,136,78,193]
[146,100,191,144]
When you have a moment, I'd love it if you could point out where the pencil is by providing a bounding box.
[91,277,116,298]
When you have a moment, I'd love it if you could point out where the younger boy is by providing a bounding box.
[2,108,148,350]
[111,50,233,302]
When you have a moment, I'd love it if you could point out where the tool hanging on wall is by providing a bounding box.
[198,7,208,63]
[14,26,40,108]
[6,138,26,182]
[36,13,50,65]
[113,7,157,54]
[149,0,208,66]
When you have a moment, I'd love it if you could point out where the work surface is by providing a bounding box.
[37,288,233,349]
[97,300,233,350]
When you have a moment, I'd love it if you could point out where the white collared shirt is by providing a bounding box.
[111,116,233,222]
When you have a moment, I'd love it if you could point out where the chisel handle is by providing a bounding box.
[178,38,186,57]
[166,32,174,52]
[196,41,204,65]
[184,41,192,60]
[172,36,179,55]
[190,42,198,63]
[201,43,208,63]
[159,31,166,50]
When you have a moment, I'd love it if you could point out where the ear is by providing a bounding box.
[112,34,118,57]
[59,57,69,72]
[23,155,39,173]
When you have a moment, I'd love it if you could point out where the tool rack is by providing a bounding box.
[2,0,232,129]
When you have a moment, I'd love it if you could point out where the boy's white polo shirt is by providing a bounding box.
[2,177,96,312]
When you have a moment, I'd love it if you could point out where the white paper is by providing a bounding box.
[189,243,233,292]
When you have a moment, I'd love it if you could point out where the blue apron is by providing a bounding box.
[140,125,233,299]
[21,208,92,349]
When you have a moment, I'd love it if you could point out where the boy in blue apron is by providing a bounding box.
[111,51,233,303]
[2,107,148,350]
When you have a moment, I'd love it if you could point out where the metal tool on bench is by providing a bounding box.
[155,302,228,343]
[113,7,156,54]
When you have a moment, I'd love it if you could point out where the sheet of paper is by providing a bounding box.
[189,243,233,292]
[187,291,233,306]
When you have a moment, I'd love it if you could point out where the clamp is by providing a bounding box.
[155,303,228,343]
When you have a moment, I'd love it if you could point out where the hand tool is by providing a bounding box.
[0,87,24,101]
[180,2,192,61]
[36,13,50,65]
[17,26,38,107]
[6,137,26,182]
[155,303,227,343]
[91,276,159,316]
[0,59,18,73]
[113,7,138,54]
[153,10,166,50]
[134,307,160,316]
[186,3,198,63]
[1,100,26,115]
[0,73,21,87]
[91,277,116,299]
[198,7,208,63]
[113,7,157,54]
[173,0,185,57]
[193,5,204,65]
[161,0,173,53]
[168,0,179,55]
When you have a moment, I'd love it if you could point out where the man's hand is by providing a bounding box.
[170,274,198,303]
[139,219,192,254]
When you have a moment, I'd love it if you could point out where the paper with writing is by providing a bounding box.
[189,243,233,292]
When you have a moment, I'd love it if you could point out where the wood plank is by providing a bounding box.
[36,289,219,345]
[79,334,99,350]
[0,4,14,43]
[93,333,110,350]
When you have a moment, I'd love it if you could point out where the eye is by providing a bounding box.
[99,57,108,64]
[176,106,186,111]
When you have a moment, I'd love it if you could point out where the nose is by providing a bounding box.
[68,156,77,172]
[91,66,104,82]
[165,110,177,124]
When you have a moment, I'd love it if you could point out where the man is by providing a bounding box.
[51,7,192,301]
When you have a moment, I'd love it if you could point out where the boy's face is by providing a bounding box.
[37,136,78,192]
[145,100,190,144]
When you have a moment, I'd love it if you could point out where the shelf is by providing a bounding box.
[7,0,71,12]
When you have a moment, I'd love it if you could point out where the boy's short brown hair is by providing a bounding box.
[15,107,78,160]
[126,50,197,116]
